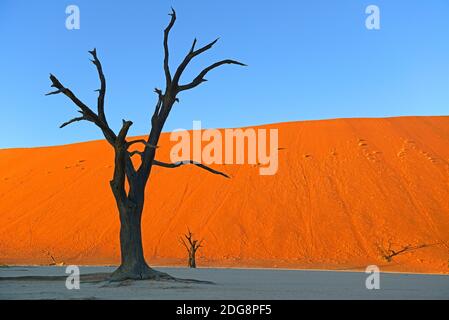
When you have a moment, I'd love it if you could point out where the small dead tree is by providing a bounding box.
[180,229,203,268]
[46,8,245,281]
[377,240,427,262]
[44,250,64,266]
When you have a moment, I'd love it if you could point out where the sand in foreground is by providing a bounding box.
[1,267,448,300]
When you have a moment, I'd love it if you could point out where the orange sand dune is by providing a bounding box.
[1,116,449,273]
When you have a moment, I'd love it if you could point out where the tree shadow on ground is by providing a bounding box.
[0,272,215,285]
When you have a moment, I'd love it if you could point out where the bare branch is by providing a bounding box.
[178,59,246,92]
[129,150,144,158]
[153,160,230,178]
[189,38,198,53]
[126,139,158,149]
[48,74,94,116]
[192,38,219,56]
[47,73,121,143]
[60,116,87,129]
[45,89,64,96]
[195,239,204,250]
[163,8,177,87]
[88,48,107,124]
[172,38,220,87]
[151,88,164,125]
[179,237,190,252]
[185,229,193,243]
[154,88,163,97]
[117,120,133,144]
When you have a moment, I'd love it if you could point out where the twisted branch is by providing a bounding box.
[178,60,247,92]
[163,8,176,87]
[89,48,107,124]
[153,160,230,178]
[172,37,219,87]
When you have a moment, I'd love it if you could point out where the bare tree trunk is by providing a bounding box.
[188,251,197,268]
[116,206,147,275]
[110,198,171,281]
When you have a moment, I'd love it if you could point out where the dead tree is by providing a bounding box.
[377,240,427,262]
[180,229,203,268]
[46,8,245,281]
[44,250,64,266]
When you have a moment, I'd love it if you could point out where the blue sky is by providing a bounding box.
[0,0,448,148]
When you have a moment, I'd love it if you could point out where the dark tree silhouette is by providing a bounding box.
[180,229,203,268]
[46,8,245,281]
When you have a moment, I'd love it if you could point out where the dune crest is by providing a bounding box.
[1,116,449,273]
